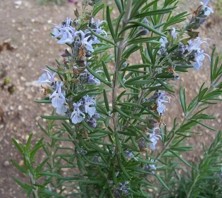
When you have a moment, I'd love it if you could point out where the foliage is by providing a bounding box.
[13,0,222,197]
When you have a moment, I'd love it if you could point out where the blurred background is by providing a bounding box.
[0,0,221,197]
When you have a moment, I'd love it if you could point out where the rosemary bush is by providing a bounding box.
[13,0,222,197]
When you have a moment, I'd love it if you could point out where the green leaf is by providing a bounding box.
[155,174,170,190]
[25,134,33,151]
[13,178,33,194]
[179,87,187,114]
[102,61,111,82]
[103,89,110,112]
[12,138,24,155]
[41,115,69,121]
[114,0,123,13]
[34,99,51,104]
[122,45,141,59]
[129,21,165,37]
[87,66,111,87]
[11,160,27,174]
[92,2,105,16]
[125,74,150,85]
[135,6,176,19]
[169,150,192,167]
[106,6,116,40]
[127,36,159,46]
[30,139,43,161]
[163,12,188,28]
[93,44,113,54]
[89,28,115,45]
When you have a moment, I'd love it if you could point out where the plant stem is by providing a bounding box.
[111,0,132,166]
[28,170,39,198]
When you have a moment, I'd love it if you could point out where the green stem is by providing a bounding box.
[187,174,199,198]
[111,0,132,169]
[28,170,39,198]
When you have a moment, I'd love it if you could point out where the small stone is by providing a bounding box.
[19,160,24,166]
[3,161,10,167]
[20,76,26,81]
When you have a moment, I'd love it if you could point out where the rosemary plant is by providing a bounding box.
[13,0,222,197]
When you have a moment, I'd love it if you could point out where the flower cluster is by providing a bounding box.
[37,16,106,127]
[52,18,106,60]
[113,181,130,198]
[144,160,156,174]
[71,95,100,127]
[79,69,100,85]
[158,34,208,70]
[188,0,213,30]
[156,1,213,73]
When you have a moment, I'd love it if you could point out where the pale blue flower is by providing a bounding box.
[114,181,130,197]
[37,69,56,85]
[86,113,100,128]
[75,30,94,53]
[149,127,161,150]
[79,69,100,85]
[52,18,76,44]
[201,0,213,16]
[187,37,205,51]
[144,160,156,174]
[55,104,68,116]
[89,18,107,36]
[192,49,206,70]
[71,102,85,124]
[125,150,134,160]
[170,27,177,39]
[187,37,208,69]
[82,95,96,117]
[50,82,67,115]
[156,91,170,115]
[158,37,168,55]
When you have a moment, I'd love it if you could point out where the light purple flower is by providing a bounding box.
[159,37,168,48]
[82,36,94,52]
[170,27,177,39]
[187,37,208,69]
[116,181,130,196]
[71,102,85,124]
[156,91,170,115]
[86,113,100,128]
[50,82,67,115]
[82,95,96,117]
[79,69,100,85]
[75,30,94,52]
[52,18,76,44]
[90,18,107,36]
[158,37,168,55]
[149,127,161,150]
[192,49,206,70]
[55,104,68,116]
[187,37,205,51]
[201,0,213,16]
[37,69,56,85]
[144,160,156,174]
[125,150,134,160]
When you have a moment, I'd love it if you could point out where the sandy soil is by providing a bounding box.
[0,0,221,197]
